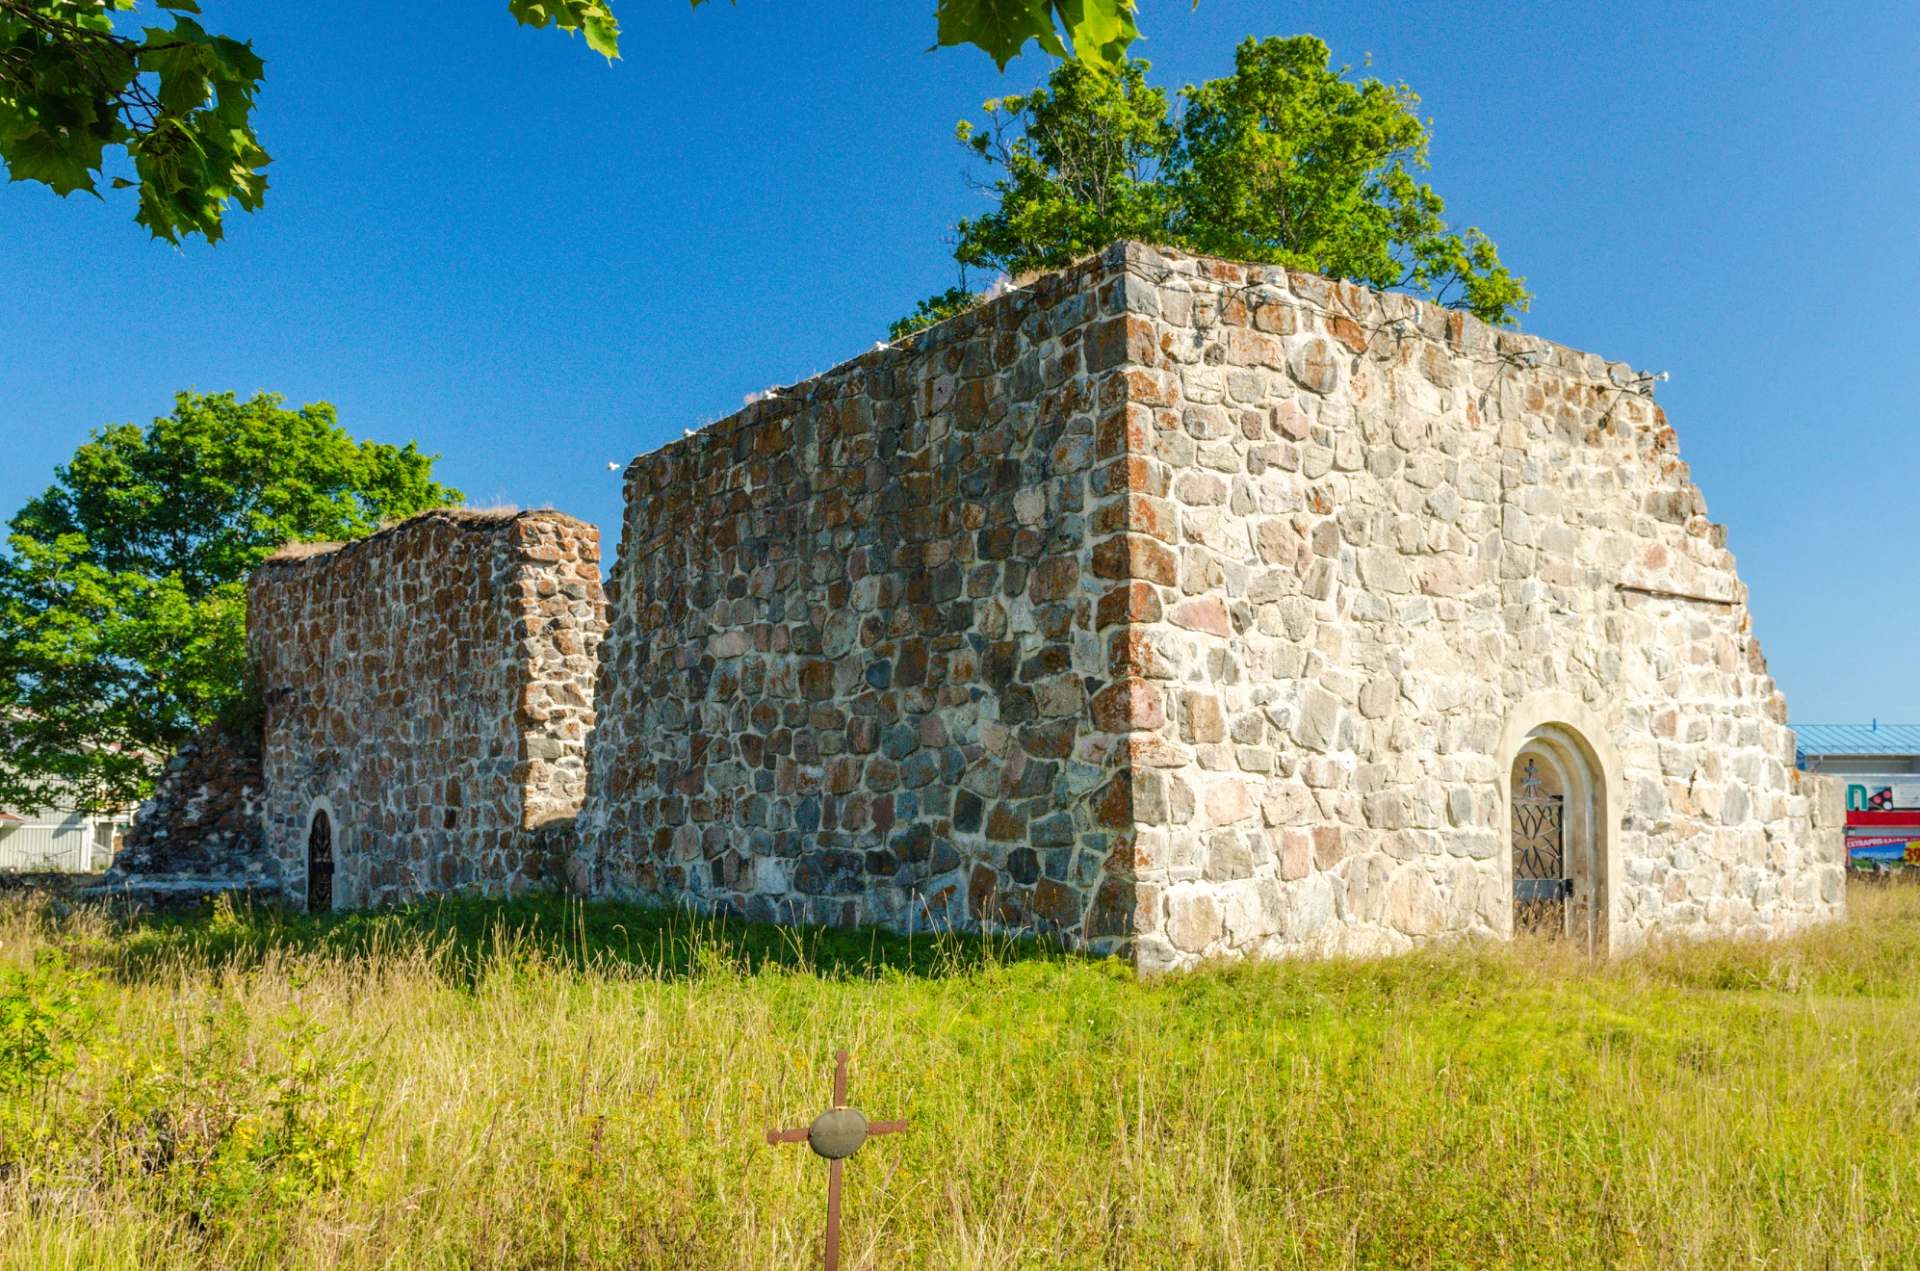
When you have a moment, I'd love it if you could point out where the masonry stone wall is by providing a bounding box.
[578,241,1842,965]
[251,509,605,908]
[576,260,1145,940]
[116,726,271,885]
[1097,243,1843,967]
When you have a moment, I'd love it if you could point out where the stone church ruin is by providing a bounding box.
[113,242,1845,967]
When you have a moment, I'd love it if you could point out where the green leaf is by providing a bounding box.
[507,0,622,60]
[935,0,1066,70]
[935,0,1139,70]
[1052,0,1138,71]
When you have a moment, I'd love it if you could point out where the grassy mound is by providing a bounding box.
[0,884,1915,1269]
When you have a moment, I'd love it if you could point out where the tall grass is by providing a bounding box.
[1,883,1916,1269]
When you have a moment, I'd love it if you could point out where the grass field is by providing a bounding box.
[1,882,1917,1270]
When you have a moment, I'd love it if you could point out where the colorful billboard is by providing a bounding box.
[1847,836,1920,866]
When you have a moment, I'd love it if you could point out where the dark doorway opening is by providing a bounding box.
[307,810,334,914]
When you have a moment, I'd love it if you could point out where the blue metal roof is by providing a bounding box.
[1794,724,1920,756]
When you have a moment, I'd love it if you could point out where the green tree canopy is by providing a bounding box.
[2,0,1142,244]
[899,36,1528,336]
[0,391,461,813]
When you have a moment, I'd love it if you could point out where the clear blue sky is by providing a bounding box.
[1,1,1914,722]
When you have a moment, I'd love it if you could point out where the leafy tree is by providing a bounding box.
[888,286,985,341]
[913,37,1529,331]
[952,55,1176,286]
[2,0,1142,244]
[1173,38,1526,322]
[0,391,461,812]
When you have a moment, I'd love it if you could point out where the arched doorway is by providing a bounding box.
[307,810,334,913]
[1509,726,1604,953]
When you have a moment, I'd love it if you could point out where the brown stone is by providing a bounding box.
[1097,582,1162,629]
[1279,830,1312,880]
[1181,693,1226,744]
[1091,534,1178,586]
[1093,775,1134,827]
[967,863,999,921]
[1092,494,1177,542]
[1034,878,1082,930]
[986,802,1028,841]
[1085,879,1136,938]
[1028,556,1079,602]
[1091,679,1166,732]
[1271,399,1310,440]
[1124,734,1190,768]
[1252,302,1297,334]
[1108,629,1172,679]
[1085,313,1157,372]
[1328,315,1368,354]
[1312,825,1347,869]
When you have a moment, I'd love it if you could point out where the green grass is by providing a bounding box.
[1,882,1917,1269]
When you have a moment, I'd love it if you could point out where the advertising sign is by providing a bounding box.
[1847,836,1920,865]
[1845,779,1920,812]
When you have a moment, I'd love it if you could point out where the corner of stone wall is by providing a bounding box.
[504,514,607,833]
[1795,768,1850,916]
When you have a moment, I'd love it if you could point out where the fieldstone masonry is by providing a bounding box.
[573,241,1842,966]
[250,509,606,908]
[130,241,1842,966]
[116,727,269,882]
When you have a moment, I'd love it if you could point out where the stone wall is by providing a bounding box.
[116,726,271,884]
[579,241,1841,965]
[576,259,1142,939]
[251,509,605,908]
[1098,244,1843,966]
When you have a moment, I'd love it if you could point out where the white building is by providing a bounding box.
[0,804,122,872]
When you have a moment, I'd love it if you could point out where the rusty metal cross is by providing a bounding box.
[766,1049,909,1271]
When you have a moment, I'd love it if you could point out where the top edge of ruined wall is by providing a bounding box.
[623,239,1665,469]
[254,507,595,572]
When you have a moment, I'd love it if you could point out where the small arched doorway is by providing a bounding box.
[1509,726,1604,952]
[307,810,334,914]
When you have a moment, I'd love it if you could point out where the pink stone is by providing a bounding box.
[1171,596,1231,637]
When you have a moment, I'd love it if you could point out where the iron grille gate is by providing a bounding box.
[308,810,333,914]
[1512,759,1569,935]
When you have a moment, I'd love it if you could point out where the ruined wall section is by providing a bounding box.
[578,256,1152,946]
[1103,243,1843,968]
[251,510,604,908]
[116,726,269,883]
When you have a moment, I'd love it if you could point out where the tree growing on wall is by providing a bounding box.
[0,0,1145,243]
[0,391,462,812]
[893,36,1530,337]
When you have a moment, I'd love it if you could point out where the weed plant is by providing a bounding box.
[0,882,1916,1269]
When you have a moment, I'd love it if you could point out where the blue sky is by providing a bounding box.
[1,1,1915,722]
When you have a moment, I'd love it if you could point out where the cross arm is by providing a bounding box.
[766,1126,810,1145]
[866,1119,910,1136]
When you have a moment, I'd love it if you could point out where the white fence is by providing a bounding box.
[0,816,108,872]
